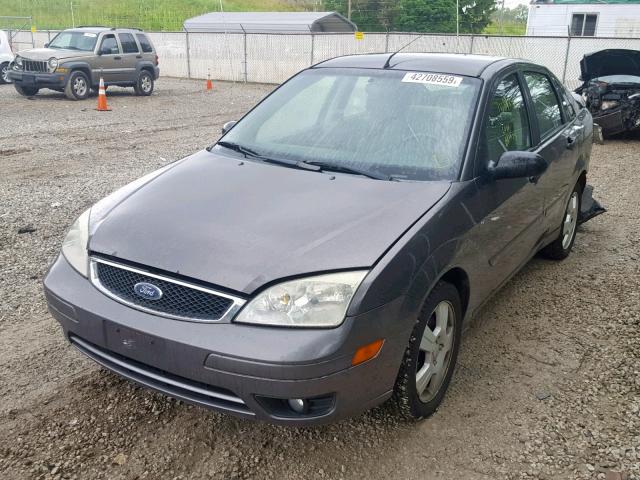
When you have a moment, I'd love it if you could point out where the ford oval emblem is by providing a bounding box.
[133,282,163,301]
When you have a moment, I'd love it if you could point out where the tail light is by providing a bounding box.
[154,55,159,66]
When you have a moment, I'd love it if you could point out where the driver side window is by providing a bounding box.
[99,35,120,55]
[481,74,532,168]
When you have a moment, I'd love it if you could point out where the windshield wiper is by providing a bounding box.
[304,161,392,181]
[216,141,320,172]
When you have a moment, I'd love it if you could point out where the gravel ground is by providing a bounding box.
[0,77,638,480]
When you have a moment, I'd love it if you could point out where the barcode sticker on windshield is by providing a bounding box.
[402,72,463,87]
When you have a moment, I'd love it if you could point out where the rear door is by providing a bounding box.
[117,32,140,82]
[521,70,581,235]
[471,69,546,291]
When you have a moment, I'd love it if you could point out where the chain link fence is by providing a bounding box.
[21,30,640,88]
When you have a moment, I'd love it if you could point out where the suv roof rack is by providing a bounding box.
[76,25,109,28]
[110,27,143,31]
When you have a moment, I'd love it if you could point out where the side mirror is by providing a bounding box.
[221,120,237,135]
[44,42,49,48]
[487,151,548,181]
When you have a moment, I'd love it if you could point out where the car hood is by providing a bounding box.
[89,150,450,294]
[17,48,93,61]
[580,49,640,82]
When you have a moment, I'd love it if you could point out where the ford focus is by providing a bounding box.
[44,53,596,425]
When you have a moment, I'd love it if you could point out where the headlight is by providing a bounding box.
[14,56,23,68]
[601,100,619,110]
[47,57,59,73]
[61,208,91,277]
[235,271,367,328]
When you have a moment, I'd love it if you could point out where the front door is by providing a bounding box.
[468,71,546,294]
[94,33,123,84]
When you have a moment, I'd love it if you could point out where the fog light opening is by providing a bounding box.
[287,398,308,414]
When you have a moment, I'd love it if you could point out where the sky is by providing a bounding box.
[503,0,530,7]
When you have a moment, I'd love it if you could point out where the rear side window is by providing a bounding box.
[136,33,153,53]
[482,74,532,165]
[524,72,563,139]
[118,33,139,54]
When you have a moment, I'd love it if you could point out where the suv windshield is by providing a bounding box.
[49,31,98,51]
[220,68,480,181]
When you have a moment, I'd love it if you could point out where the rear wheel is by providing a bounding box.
[64,70,90,100]
[0,62,11,84]
[541,182,582,260]
[134,70,154,96]
[392,281,462,420]
[14,83,38,96]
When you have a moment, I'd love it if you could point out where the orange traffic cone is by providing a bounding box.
[206,72,213,91]
[96,77,111,111]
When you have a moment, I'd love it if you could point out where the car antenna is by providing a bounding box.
[383,34,426,69]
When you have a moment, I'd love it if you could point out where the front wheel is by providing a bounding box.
[14,83,38,96]
[134,70,154,96]
[540,182,582,260]
[0,62,11,84]
[64,70,90,100]
[392,281,462,420]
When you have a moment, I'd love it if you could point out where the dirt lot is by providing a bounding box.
[0,78,638,480]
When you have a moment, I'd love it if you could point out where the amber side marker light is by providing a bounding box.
[352,339,385,366]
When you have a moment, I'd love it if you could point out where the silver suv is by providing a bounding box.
[8,27,159,100]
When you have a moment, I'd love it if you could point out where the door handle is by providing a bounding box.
[136,55,142,59]
[566,125,583,149]
[114,56,121,60]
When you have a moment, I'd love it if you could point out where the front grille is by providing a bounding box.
[92,259,238,322]
[23,59,48,72]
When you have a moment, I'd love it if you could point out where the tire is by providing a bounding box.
[14,83,38,97]
[0,62,11,84]
[134,70,154,96]
[392,281,462,420]
[64,70,90,100]
[540,181,582,260]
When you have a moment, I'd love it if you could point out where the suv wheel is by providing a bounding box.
[1,62,11,84]
[134,70,154,96]
[392,281,462,420]
[15,83,38,96]
[65,70,90,100]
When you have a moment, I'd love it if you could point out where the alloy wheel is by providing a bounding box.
[562,191,579,249]
[416,300,455,403]
[1,64,10,83]
[73,77,87,97]
[141,75,152,93]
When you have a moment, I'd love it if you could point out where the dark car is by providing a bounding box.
[44,53,595,426]
[576,49,640,137]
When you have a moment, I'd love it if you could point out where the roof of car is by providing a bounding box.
[314,53,515,77]
[65,27,144,34]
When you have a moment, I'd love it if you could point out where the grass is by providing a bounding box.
[0,0,311,31]
[482,20,527,36]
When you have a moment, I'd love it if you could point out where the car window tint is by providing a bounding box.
[483,74,531,165]
[136,34,153,53]
[100,34,119,55]
[118,33,139,54]
[524,72,563,139]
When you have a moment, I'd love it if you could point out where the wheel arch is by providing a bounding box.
[438,267,471,321]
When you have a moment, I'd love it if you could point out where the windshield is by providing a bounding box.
[219,68,480,181]
[49,31,98,51]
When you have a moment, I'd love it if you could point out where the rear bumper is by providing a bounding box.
[8,70,67,89]
[44,255,413,426]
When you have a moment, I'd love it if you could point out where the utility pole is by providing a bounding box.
[348,0,352,21]
[70,1,75,28]
[456,0,459,36]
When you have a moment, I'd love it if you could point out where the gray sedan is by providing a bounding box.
[44,53,597,425]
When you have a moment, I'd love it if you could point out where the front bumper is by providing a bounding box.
[44,255,413,426]
[593,106,640,136]
[8,70,68,89]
